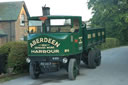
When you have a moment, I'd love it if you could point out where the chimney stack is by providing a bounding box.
[42,7,50,16]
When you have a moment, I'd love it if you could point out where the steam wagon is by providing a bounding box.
[27,15,105,80]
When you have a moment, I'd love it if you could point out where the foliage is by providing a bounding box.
[97,38,120,50]
[0,54,6,74]
[0,42,15,55]
[7,42,28,73]
[0,42,28,73]
[0,42,16,74]
[88,0,128,44]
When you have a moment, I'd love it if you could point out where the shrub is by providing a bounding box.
[0,42,15,74]
[97,38,120,50]
[0,54,7,74]
[0,42,15,55]
[7,42,28,73]
[0,41,28,74]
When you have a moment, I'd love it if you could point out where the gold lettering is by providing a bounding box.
[35,50,39,53]
[30,43,34,48]
[44,38,48,42]
[31,50,60,54]
[38,50,42,53]
[48,38,52,43]
[40,38,44,42]
[30,37,61,48]
[31,50,35,53]
[32,40,37,45]
[55,42,60,47]
[55,50,59,53]
[36,39,40,44]
[43,50,46,53]
[47,50,51,53]
[51,40,56,45]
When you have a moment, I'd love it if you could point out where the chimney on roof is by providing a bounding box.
[42,6,50,16]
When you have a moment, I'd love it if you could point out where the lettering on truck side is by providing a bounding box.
[30,38,60,48]
[31,50,59,53]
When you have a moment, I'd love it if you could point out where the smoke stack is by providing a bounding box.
[42,7,50,16]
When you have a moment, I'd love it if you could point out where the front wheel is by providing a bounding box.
[29,63,40,79]
[68,59,79,80]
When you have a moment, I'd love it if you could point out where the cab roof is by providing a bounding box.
[29,15,82,20]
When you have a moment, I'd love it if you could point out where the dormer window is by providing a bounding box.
[20,14,25,26]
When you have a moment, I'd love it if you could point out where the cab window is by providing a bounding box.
[45,19,72,33]
[72,18,80,32]
[29,20,43,33]
[45,18,80,33]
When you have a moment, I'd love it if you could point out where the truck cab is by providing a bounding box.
[28,16,83,56]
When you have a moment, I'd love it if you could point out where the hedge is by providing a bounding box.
[0,41,28,73]
[8,42,28,73]
[0,54,6,74]
[97,38,120,50]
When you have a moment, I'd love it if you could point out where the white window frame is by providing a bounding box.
[20,14,25,26]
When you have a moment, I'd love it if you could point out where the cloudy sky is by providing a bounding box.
[0,0,92,21]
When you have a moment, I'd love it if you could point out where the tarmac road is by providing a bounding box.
[0,46,128,85]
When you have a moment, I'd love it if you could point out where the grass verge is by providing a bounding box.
[0,73,28,83]
[97,38,120,50]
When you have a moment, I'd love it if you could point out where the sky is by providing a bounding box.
[0,0,92,21]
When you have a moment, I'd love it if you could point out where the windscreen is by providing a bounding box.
[45,19,72,33]
[29,20,43,33]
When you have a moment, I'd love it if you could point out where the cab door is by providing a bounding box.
[71,18,83,54]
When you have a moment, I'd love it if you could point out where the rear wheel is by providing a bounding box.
[82,52,88,65]
[95,49,101,66]
[68,59,79,80]
[29,63,40,79]
[87,49,97,69]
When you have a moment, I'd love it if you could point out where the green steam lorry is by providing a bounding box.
[27,15,105,80]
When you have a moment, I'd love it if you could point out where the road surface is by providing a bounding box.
[0,46,128,85]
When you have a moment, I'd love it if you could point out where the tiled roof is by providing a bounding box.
[0,1,29,21]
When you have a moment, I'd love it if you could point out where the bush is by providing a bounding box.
[97,38,120,50]
[0,42,15,55]
[7,42,28,73]
[0,41,28,74]
[0,42,14,74]
[0,54,7,74]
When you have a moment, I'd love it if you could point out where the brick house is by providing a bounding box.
[0,1,29,45]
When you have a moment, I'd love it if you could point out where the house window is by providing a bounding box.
[20,14,25,26]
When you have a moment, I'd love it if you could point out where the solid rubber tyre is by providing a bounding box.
[68,59,78,80]
[88,49,97,69]
[29,63,39,79]
[95,48,101,66]
[82,54,88,65]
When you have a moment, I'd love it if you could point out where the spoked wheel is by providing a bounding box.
[95,48,101,66]
[29,62,40,79]
[68,59,79,80]
[87,49,97,69]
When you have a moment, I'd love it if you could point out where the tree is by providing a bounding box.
[88,0,128,44]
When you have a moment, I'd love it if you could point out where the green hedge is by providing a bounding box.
[97,38,120,50]
[0,42,14,55]
[0,41,28,73]
[8,42,28,73]
[0,42,14,74]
